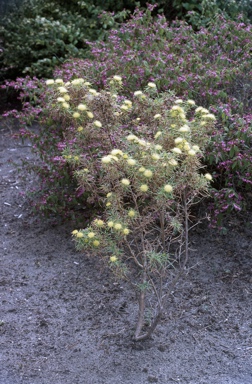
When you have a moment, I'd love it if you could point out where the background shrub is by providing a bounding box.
[170,0,252,28]
[0,0,130,80]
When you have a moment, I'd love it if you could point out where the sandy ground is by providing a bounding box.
[0,118,252,384]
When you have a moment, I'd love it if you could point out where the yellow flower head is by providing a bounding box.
[188,149,196,156]
[204,173,213,181]
[138,139,149,147]
[76,232,84,238]
[151,153,160,161]
[71,230,78,235]
[154,114,161,119]
[77,104,87,111]
[94,219,104,227]
[127,159,136,166]
[140,184,149,192]
[168,159,178,167]
[106,192,112,198]
[204,113,216,121]
[187,99,195,106]
[114,223,122,230]
[88,232,95,238]
[94,120,102,128]
[138,167,145,173]
[62,102,70,109]
[143,169,153,178]
[113,75,122,81]
[102,156,112,164]
[192,145,200,152]
[164,184,173,193]
[124,100,132,106]
[73,112,80,119]
[63,94,70,101]
[121,105,129,111]
[46,79,54,85]
[86,111,94,119]
[134,90,143,96]
[110,155,119,162]
[89,88,98,95]
[106,202,111,207]
[58,87,68,93]
[110,256,118,262]
[71,78,84,85]
[172,147,182,154]
[128,209,136,218]
[57,97,65,102]
[107,221,114,228]
[175,99,183,104]
[111,149,123,156]
[179,125,190,132]
[77,126,84,132]
[93,240,100,247]
[155,145,162,151]
[154,131,162,139]
[148,82,156,88]
[121,178,130,186]
[127,134,137,141]
[174,137,183,144]
[123,228,130,235]
[183,143,191,151]
[171,105,184,113]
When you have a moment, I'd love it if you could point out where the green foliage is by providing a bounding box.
[168,0,252,27]
[0,0,24,16]
[0,0,129,79]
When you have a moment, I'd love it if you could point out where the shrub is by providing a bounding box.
[64,78,214,339]
[0,0,129,80]
[170,0,252,27]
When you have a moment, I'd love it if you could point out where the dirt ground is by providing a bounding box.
[0,117,252,384]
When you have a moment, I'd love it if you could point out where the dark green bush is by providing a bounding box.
[157,0,252,27]
[0,0,129,80]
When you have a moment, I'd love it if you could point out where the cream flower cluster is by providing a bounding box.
[71,229,100,247]
[47,76,99,121]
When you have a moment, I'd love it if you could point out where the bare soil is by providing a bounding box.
[0,118,252,384]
